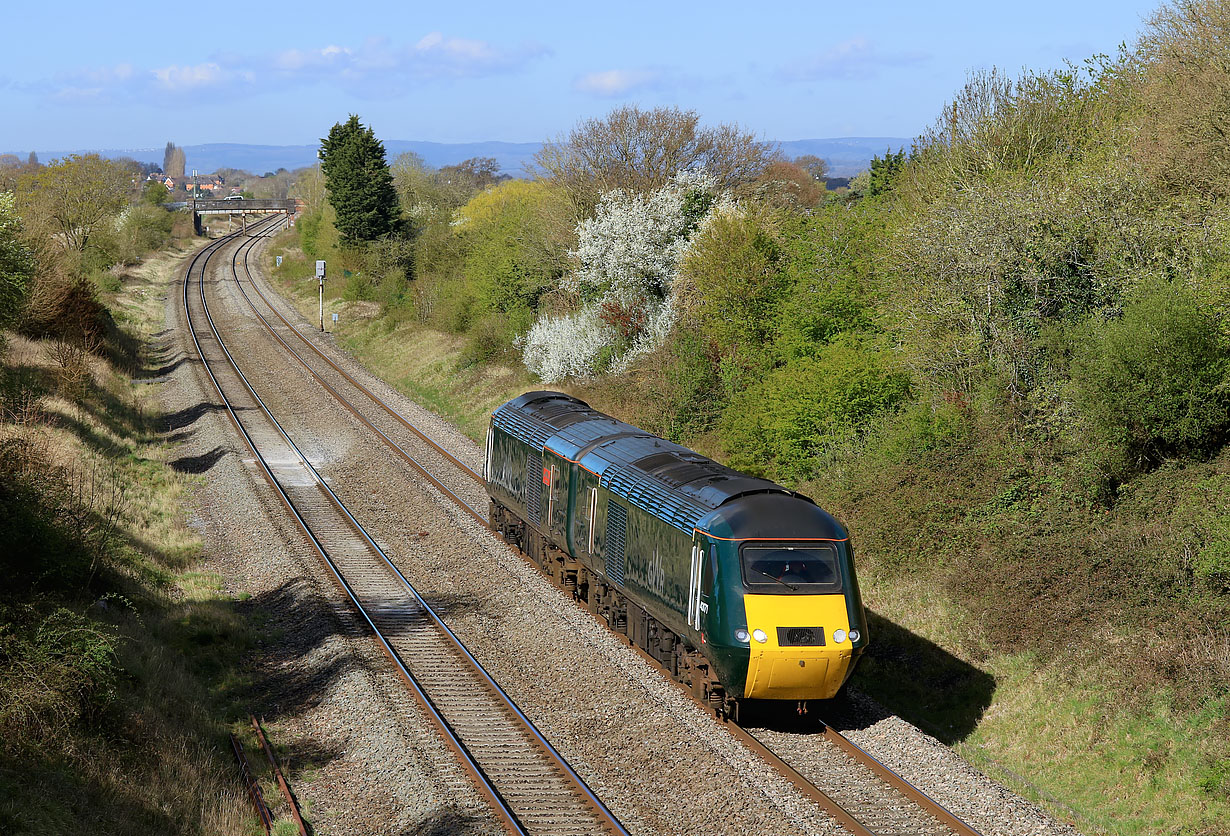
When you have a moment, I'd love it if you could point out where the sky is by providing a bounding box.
[0,0,1162,153]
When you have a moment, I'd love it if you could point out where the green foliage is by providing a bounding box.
[457,179,570,323]
[1070,280,1230,472]
[16,153,131,254]
[0,192,35,333]
[0,606,120,744]
[769,208,881,362]
[680,206,786,351]
[653,329,725,441]
[867,147,907,197]
[107,205,176,267]
[319,115,402,244]
[721,336,912,482]
[140,181,169,206]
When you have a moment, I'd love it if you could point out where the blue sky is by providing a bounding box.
[2,0,1160,153]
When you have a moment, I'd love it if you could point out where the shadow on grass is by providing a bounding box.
[742,608,995,745]
[0,756,185,835]
[843,608,995,743]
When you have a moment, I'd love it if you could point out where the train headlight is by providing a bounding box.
[848,629,861,643]
[752,629,768,644]
[833,628,847,644]
[735,629,750,643]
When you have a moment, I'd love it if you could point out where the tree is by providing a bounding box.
[454,179,573,318]
[750,161,826,208]
[16,154,131,253]
[318,115,402,244]
[163,142,185,178]
[141,180,169,206]
[522,171,724,381]
[26,151,38,167]
[439,156,502,191]
[535,105,779,215]
[0,156,21,192]
[0,192,35,335]
[868,148,907,197]
[792,154,828,181]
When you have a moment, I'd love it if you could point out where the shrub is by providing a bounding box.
[654,329,725,441]
[21,271,113,344]
[521,306,621,382]
[455,180,571,321]
[1070,280,1230,471]
[678,205,785,351]
[0,193,35,335]
[459,312,525,368]
[341,269,377,302]
[721,335,912,481]
[0,607,119,748]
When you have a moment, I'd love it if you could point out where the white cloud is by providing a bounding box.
[781,37,929,81]
[574,68,664,97]
[34,33,548,105]
[152,62,254,93]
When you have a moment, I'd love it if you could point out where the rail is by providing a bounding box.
[182,223,628,836]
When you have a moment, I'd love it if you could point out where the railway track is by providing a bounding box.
[183,223,629,836]
[218,226,987,836]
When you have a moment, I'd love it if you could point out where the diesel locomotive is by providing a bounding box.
[485,391,868,717]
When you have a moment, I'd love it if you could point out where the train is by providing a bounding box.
[484,391,868,718]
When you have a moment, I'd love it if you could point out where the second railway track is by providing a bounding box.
[184,222,628,836]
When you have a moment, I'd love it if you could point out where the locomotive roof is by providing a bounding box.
[493,391,842,538]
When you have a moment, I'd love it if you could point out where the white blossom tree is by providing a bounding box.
[522,170,728,382]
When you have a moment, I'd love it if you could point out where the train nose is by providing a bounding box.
[747,651,833,699]
[742,594,853,700]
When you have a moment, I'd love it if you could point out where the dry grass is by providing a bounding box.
[264,255,535,441]
[0,239,260,835]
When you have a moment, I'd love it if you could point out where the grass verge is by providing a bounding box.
[0,242,263,835]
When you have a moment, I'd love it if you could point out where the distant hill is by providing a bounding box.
[20,136,911,180]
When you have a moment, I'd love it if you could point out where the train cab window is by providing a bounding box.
[741,544,842,593]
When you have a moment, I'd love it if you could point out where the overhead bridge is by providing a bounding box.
[189,198,300,234]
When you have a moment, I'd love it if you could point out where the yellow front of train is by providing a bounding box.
[741,592,861,699]
[736,541,867,701]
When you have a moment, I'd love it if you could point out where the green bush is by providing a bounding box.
[679,206,785,352]
[459,312,526,367]
[341,269,376,302]
[721,335,912,482]
[0,606,119,748]
[654,329,725,442]
[1070,280,1230,471]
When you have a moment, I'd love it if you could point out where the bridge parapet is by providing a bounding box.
[189,198,298,215]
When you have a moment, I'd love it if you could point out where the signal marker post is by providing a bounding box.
[316,260,326,331]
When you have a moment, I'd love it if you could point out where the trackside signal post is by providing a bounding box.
[316,260,326,331]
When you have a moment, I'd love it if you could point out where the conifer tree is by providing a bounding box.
[318,115,402,244]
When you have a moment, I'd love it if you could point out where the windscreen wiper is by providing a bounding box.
[750,569,798,591]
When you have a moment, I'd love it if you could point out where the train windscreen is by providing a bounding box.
[741,544,842,593]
